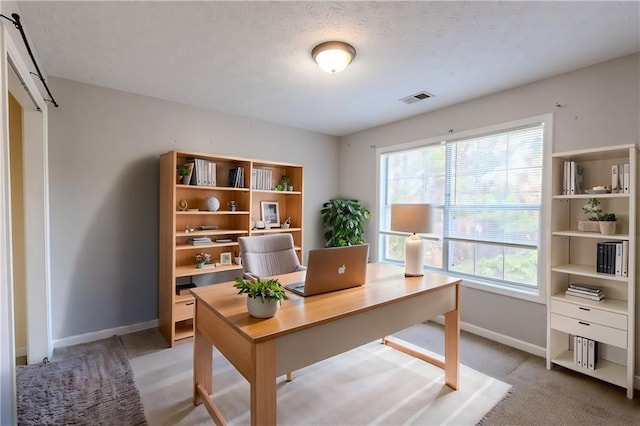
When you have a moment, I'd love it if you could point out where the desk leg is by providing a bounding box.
[193,328,212,406]
[251,340,277,426]
[443,285,460,390]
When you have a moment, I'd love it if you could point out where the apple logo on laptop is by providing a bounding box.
[338,264,346,274]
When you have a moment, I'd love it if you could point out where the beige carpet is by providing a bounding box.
[130,336,511,425]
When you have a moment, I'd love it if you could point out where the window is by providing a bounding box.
[378,116,548,296]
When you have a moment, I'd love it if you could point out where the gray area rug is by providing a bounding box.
[16,336,147,426]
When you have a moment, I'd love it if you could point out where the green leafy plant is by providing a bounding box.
[233,277,289,303]
[582,198,616,221]
[281,175,290,184]
[177,164,190,177]
[321,199,371,247]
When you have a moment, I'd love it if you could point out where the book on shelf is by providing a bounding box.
[188,237,212,245]
[568,283,602,293]
[596,241,626,275]
[227,166,245,188]
[565,289,604,301]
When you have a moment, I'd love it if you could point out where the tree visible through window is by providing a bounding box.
[379,121,544,292]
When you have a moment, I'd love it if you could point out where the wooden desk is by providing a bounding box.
[191,262,461,425]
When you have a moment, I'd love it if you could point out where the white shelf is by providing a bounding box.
[551,350,627,388]
[551,264,629,282]
[551,230,629,240]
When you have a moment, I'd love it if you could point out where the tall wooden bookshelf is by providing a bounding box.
[159,150,304,346]
[546,144,637,399]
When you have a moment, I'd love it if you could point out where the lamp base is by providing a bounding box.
[404,234,425,277]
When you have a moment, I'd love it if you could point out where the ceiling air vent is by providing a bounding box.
[400,91,434,104]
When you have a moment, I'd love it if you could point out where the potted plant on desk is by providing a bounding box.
[233,277,289,318]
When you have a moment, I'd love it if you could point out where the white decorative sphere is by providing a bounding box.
[204,196,220,212]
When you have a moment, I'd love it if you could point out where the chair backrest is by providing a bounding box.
[238,234,305,280]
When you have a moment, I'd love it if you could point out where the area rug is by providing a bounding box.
[131,338,511,425]
[16,336,147,425]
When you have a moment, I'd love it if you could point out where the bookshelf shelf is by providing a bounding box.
[546,144,638,399]
[551,350,627,388]
[159,150,304,346]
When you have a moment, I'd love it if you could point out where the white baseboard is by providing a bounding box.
[429,316,545,358]
[15,346,26,358]
[53,319,158,349]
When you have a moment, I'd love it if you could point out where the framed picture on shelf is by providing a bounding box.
[220,252,232,266]
[261,201,280,228]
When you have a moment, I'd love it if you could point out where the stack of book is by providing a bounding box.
[565,283,604,301]
[188,237,212,245]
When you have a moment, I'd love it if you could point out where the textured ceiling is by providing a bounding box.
[15,1,640,136]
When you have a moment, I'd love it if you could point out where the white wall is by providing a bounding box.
[339,54,640,355]
[47,77,339,340]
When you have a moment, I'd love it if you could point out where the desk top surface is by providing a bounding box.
[191,262,460,342]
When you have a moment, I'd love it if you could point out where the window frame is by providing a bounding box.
[376,114,553,303]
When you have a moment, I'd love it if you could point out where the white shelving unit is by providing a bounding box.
[546,144,638,399]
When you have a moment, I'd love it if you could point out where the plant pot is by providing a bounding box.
[180,175,191,184]
[246,297,280,319]
[577,220,600,232]
[599,221,616,235]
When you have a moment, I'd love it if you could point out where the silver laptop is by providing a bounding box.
[285,244,369,297]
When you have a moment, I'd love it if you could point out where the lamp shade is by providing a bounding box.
[390,204,433,234]
[390,204,433,277]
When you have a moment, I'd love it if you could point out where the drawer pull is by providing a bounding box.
[579,307,590,311]
[578,321,590,326]
[185,301,194,306]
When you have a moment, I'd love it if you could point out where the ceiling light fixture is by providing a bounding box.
[312,41,356,74]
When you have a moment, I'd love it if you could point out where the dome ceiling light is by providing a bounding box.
[312,41,356,74]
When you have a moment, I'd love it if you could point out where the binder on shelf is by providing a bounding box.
[563,161,569,195]
[623,163,630,194]
[575,336,583,366]
[587,339,598,370]
[615,242,623,276]
[622,240,629,277]
[582,337,588,368]
[611,164,620,193]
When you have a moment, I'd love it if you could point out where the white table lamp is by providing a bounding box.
[391,204,433,277]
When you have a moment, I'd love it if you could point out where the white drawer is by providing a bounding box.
[550,313,627,348]
[551,299,627,330]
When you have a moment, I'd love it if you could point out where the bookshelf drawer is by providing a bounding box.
[550,313,627,348]
[551,300,627,330]
[175,299,195,321]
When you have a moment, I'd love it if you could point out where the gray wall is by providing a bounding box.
[339,53,640,352]
[47,77,339,340]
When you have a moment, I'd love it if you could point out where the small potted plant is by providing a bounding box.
[598,213,617,235]
[233,277,289,318]
[579,198,616,234]
[281,175,293,191]
[177,164,192,184]
[193,252,211,268]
